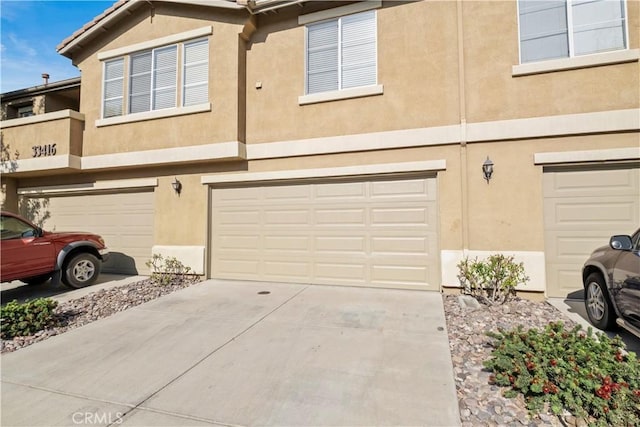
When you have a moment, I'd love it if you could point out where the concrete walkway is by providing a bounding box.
[1,280,461,427]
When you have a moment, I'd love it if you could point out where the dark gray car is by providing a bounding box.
[582,229,640,338]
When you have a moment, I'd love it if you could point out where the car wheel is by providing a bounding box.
[21,274,51,286]
[584,273,616,331]
[62,253,101,289]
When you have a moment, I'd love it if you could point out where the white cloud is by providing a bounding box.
[7,33,37,57]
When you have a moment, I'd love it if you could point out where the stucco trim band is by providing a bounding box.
[1,155,81,175]
[18,178,158,196]
[97,26,213,60]
[96,103,211,127]
[247,125,460,160]
[466,109,639,142]
[512,49,640,77]
[151,245,205,275]
[534,147,640,165]
[440,249,546,292]
[0,110,85,129]
[201,160,445,185]
[247,109,639,160]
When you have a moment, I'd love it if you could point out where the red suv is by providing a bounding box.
[1,211,109,288]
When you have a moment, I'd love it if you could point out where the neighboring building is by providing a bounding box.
[1,75,80,121]
[1,0,638,298]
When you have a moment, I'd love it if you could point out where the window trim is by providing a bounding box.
[98,26,212,61]
[298,0,381,25]
[516,0,630,66]
[302,9,380,100]
[512,48,639,76]
[99,35,209,123]
[298,84,383,105]
[96,102,211,128]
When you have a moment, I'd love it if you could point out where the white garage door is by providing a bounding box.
[543,166,640,298]
[20,191,155,275]
[210,175,439,290]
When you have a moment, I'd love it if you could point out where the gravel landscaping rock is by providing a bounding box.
[1,277,199,353]
[443,293,578,426]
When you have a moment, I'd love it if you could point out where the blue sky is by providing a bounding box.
[1,0,113,93]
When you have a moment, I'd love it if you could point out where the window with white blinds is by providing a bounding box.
[306,10,377,95]
[103,59,124,118]
[101,37,208,118]
[518,0,627,63]
[183,39,209,106]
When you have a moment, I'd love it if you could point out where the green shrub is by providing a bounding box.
[484,322,640,426]
[457,254,528,304]
[145,254,193,286]
[1,298,58,339]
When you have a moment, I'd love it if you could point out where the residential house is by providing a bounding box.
[1,0,638,298]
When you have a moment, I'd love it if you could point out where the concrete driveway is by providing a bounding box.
[1,280,461,427]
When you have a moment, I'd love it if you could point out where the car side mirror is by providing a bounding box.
[610,235,633,251]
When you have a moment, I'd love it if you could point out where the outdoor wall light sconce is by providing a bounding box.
[171,177,182,195]
[482,157,494,183]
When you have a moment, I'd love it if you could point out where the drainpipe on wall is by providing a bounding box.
[456,0,470,260]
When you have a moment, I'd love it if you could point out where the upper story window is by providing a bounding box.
[305,10,377,95]
[101,38,208,119]
[17,105,34,118]
[518,0,627,63]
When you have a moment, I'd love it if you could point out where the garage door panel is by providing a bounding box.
[315,262,367,281]
[372,264,429,284]
[370,178,435,200]
[315,182,366,200]
[544,196,638,228]
[22,191,154,275]
[315,208,366,225]
[315,236,366,253]
[210,176,440,290]
[371,236,430,254]
[544,167,639,297]
[265,235,311,251]
[544,168,639,197]
[264,209,310,225]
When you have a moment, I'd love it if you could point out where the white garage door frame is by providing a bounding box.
[202,160,446,291]
[17,178,157,275]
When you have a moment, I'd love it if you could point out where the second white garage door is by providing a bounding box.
[20,191,155,275]
[543,166,639,298]
[210,175,440,290]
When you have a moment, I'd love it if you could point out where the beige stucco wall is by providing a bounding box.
[75,3,249,156]
[0,115,83,158]
[462,0,640,123]
[245,1,461,144]
[465,132,640,251]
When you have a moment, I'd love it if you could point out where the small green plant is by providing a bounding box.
[145,254,193,286]
[1,298,58,339]
[457,254,528,304]
[484,321,640,426]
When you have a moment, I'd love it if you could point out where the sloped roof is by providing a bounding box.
[56,0,244,57]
